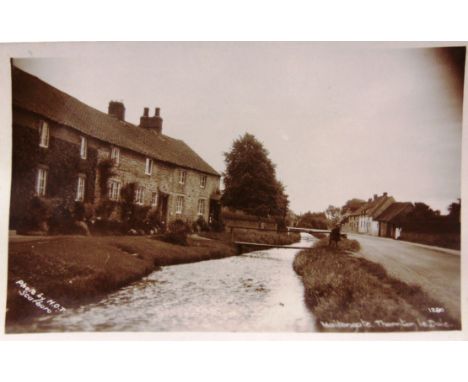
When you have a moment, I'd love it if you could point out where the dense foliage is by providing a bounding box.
[11,125,97,230]
[341,198,366,214]
[222,133,289,220]
[296,211,329,229]
[399,200,461,234]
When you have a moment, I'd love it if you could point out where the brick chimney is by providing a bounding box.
[383,192,388,197]
[139,107,163,133]
[373,194,377,201]
[108,101,125,121]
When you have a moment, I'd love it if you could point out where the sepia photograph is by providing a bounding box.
[1,42,463,334]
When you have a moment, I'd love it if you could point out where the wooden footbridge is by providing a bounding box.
[287,226,331,234]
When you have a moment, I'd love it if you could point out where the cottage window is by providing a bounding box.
[135,186,145,205]
[39,121,49,148]
[76,175,86,202]
[179,170,187,184]
[36,168,48,197]
[175,196,184,214]
[197,199,206,216]
[145,158,153,175]
[111,147,120,165]
[108,180,121,201]
[151,192,158,207]
[80,136,87,159]
[200,175,207,189]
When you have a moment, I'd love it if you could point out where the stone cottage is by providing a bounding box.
[341,193,395,236]
[10,66,221,230]
[374,202,414,239]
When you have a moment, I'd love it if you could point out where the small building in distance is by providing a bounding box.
[10,66,221,231]
[375,202,414,239]
[341,193,395,236]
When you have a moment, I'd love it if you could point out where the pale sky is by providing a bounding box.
[14,43,463,214]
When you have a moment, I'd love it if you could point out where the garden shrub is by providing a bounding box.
[96,200,118,220]
[168,219,191,234]
[147,208,164,233]
[18,196,53,233]
[89,219,125,235]
[73,201,86,221]
[209,218,225,232]
[157,232,189,246]
[156,219,191,246]
[193,215,210,232]
[83,203,95,221]
[48,200,77,234]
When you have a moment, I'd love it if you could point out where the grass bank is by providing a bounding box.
[200,230,301,246]
[293,237,460,332]
[6,235,235,327]
[399,232,460,250]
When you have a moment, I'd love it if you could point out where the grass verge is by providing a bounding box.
[293,237,460,332]
[6,235,235,328]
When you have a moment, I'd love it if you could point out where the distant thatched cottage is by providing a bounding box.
[374,202,414,239]
[10,66,221,231]
[341,193,394,236]
[341,193,414,239]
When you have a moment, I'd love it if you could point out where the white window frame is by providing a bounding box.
[111,147,120,165]
[36,168,48,197]
[151,192,158,207]
[197,198,206,216]
[135,186,145,205]
[200,174,207,189]
[80,136,87,159]
[145,158,153,175]
[108,180,121,201]
[175,195,184,214]
[39,121,49,148]
[179,169,187,184]
[76,175,86,202]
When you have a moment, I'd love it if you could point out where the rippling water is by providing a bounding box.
[20,233,316,332]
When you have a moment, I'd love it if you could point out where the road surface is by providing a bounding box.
[349,234,460,321]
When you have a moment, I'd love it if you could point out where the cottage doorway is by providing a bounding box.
[209,199,221,226]
[158,193,169,230]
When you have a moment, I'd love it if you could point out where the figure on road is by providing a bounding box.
[329,224,341,247]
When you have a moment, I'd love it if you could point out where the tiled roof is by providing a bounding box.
[375,202,414,223]
[350,195,394,218]
[12,66,220,177]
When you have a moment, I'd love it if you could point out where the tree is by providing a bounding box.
[296,211,328,229]
[325,205,341,227]
[341,198,366,214]
[273,180,289,219]
[400,202,441,233]
[446,199,461,233]
[448,199,461,222]
[222,133,287,218]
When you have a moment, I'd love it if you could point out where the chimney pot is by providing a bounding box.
[139,106,163,134]
[108,101,125,121]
